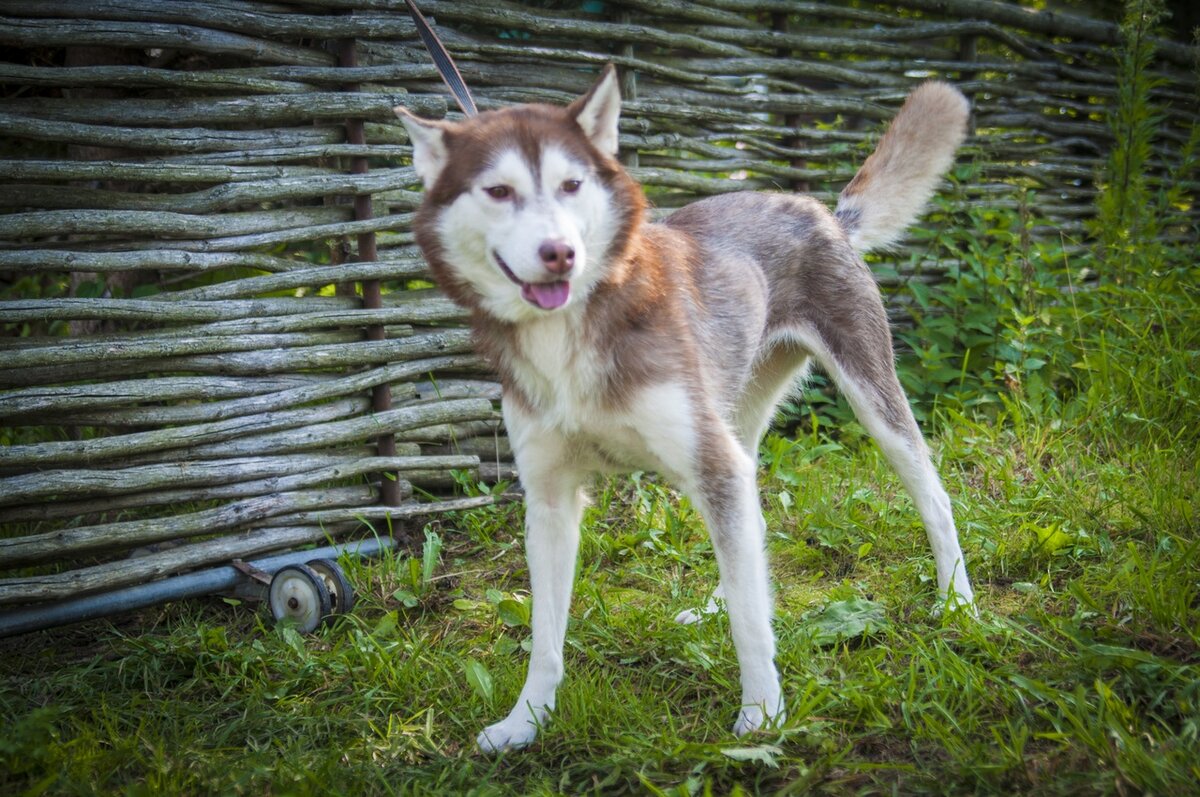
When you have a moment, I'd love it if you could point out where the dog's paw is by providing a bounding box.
[732,699,786,737]
[674,593,724,625]
[476,717,539,754]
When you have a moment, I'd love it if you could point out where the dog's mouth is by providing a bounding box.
[493,251,570,311]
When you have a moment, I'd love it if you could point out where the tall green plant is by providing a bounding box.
[1093,0,1169,280]
[893,201,1076,421]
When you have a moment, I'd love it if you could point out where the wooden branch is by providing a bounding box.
[103,211,417,253]
[0,454,364,523]
[162,143,412,165]
[0,168,419,215]
[157,259,427,301]
[16,382,411,427]
[0,305,395,333]
[890,0,1194,66]
[0,486,378,571]
[0,62,310,94]
[3,354,474,426]
[172,397,496,461]
[0,453,353,510]
[0,296,357,324]
[249,494,495,530]
[0,112,345,153]
[0,398,369,468]
[0,456,475,527]
[0,206,349,241]
[427,434,511,461]
[409,378,502,403]
[0,159,327,184]
[0,454,439,506]
[0,249,306,274]
[0,330,360,371]
[0,524,364,606]
[0,329,473,388]
[0,0,422,39]
[0,374,329,418]
[0,16,336,66]
[413,1,756,57]
[0,454,476,522]
[669,23,956,60]
[4,92,442,127]
[659,0,917,27]
[394,419,501,445]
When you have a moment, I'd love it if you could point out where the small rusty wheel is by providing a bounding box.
[268,564,331,634]
[305,558,356,617]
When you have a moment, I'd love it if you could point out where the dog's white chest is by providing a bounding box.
[509,315,606,435]
[508,319,696,480]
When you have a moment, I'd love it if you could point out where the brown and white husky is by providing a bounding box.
[395,65,975,752]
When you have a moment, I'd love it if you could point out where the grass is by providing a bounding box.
[4,179,1199,792]
[2,348,1197,795]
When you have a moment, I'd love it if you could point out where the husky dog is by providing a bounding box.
[395,65,974,753]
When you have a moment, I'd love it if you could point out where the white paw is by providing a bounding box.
[476,717,540,754]
[674,594,724,625]
[732,699,785,737]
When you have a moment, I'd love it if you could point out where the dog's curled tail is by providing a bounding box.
[835,82,969,253]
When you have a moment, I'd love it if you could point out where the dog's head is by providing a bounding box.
[395,65,644,322]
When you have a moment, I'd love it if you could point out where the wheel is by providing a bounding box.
[305,558,356,616]
[268,564,332,633]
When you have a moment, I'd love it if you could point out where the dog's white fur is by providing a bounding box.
[396,67,974,753]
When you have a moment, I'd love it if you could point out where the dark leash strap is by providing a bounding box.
[404,0,479,117]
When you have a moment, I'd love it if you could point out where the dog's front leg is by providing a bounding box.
[477,416,585,753]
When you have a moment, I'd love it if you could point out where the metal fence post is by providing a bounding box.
[338,36,402,507]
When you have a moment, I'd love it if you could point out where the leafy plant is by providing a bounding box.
[1093,0,1171,281]
[390,527,443,607]
[884,197,1082,426]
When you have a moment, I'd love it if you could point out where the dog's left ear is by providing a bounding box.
[568,64,622,157]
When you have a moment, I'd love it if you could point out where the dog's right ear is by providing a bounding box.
[394,107,452,189]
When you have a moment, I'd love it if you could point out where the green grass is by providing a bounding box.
[2,358,1197,795]
[4,196,1199,793]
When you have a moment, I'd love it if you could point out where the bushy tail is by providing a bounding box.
[835,82,969,253]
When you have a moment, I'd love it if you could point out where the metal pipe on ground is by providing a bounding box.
[0,536,397,638]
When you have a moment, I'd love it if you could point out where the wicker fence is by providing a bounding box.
[0,0,1196,615]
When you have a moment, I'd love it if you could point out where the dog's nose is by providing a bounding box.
[538,240,575,275]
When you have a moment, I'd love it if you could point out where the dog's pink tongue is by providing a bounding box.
[523,280,570,310]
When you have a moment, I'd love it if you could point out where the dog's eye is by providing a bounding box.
[561,179,582,194]
[484,185,513,200]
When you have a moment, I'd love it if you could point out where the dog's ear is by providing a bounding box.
[568,64,621,156]
[395,106,453,189]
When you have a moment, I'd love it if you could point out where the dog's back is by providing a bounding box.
[664,81,969,332]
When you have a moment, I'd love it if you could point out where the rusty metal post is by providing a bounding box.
[338,37,402,507]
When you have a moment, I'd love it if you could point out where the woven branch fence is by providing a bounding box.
[0,0,1196,618]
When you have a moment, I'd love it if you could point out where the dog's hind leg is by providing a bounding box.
[477,408,587,753]
[634,382,784,735]
[689,430,786,734]
[789,320,975,610]
[676,345,812,626]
